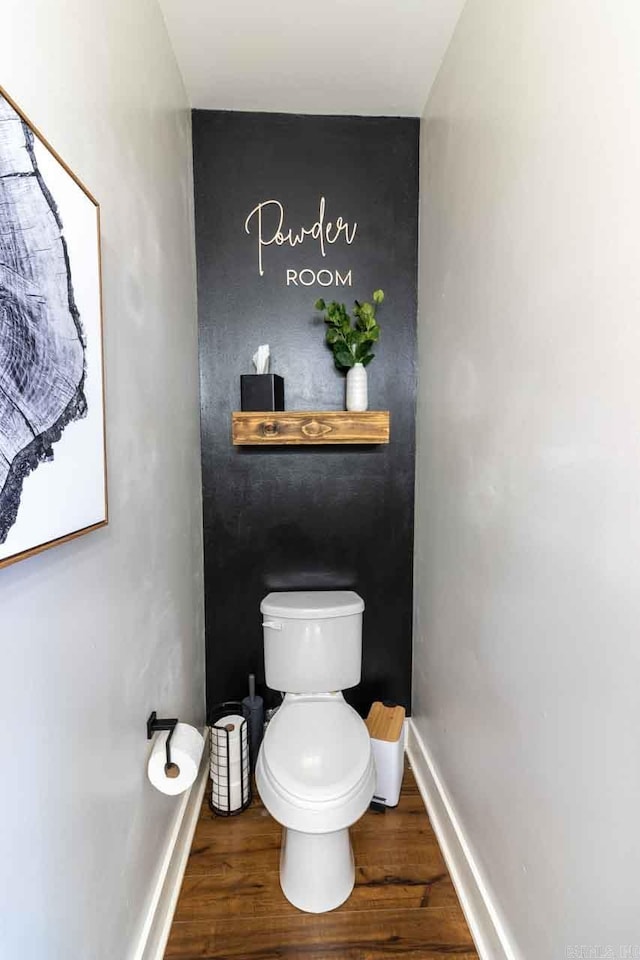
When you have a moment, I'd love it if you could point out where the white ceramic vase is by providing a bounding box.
[346,363,368,412]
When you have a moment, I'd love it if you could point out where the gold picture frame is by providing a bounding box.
[0,85,108,569]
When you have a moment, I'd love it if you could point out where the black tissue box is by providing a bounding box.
[240,374,285,411]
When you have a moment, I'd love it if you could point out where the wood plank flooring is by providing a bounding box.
[164,761,478,959]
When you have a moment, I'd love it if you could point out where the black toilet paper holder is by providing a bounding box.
[147,711,178,770]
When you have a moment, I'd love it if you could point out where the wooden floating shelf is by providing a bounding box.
[232,410,390,446]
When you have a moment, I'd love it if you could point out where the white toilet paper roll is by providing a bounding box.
[148,722,204,797]
[211,715,245,749]
[210,715,245,767]
[210,713,248,813]
[211,757,242,778]
[211,778,244,813]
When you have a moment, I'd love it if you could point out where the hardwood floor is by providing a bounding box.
[164,761,478,959]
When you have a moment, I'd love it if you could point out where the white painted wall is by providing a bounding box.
[414,1,640,956]
[1,2,205,958]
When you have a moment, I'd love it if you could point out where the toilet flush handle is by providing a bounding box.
[262,620,283,630]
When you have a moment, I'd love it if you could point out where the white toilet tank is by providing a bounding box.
[261,591,364,693]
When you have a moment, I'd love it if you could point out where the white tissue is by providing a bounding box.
[210,713,245,780]
[252,344,270,374]
[147,722,204,796]
[210,713,249,813]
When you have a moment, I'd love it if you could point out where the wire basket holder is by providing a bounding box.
[209,701,251,816]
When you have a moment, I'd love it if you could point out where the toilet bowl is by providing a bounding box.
[255,591,375,913]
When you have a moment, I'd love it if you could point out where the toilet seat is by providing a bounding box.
[256,694,376,834]
[263,695,371,801]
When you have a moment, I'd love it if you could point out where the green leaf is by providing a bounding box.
[333,343,354,369]
[362,353,375,366]
[372,289,384,304]
[355,303,375,330]
[315,298,326,311]
[368,324,380,342]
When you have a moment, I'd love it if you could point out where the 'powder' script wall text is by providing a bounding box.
[244,196,357,282]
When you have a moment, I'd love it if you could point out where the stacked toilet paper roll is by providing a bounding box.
[210,713,248,813]
[148,723,204,796]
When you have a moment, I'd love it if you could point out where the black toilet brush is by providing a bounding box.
[242,673,264,770]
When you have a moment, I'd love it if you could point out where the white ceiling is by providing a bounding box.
[158,0,466,116]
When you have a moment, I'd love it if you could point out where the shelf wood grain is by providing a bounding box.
[232,410,390,445]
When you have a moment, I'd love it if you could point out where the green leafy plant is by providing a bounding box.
[314,289,384,371]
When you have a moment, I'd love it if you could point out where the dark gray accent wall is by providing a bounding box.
[193,110,418,717]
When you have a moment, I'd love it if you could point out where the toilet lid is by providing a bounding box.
[261,591,364,620]
[263,698,371,803]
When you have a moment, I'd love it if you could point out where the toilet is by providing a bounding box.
[255,590,376,914]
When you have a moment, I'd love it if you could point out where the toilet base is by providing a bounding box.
[279,826,355,913]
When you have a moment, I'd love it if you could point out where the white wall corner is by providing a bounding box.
[132,728,210,960]
[406,721,519,960]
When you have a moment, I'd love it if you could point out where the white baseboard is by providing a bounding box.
[406,720,518,960]
[132,728,210,960]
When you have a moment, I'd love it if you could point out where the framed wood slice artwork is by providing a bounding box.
[0,86,107,569]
